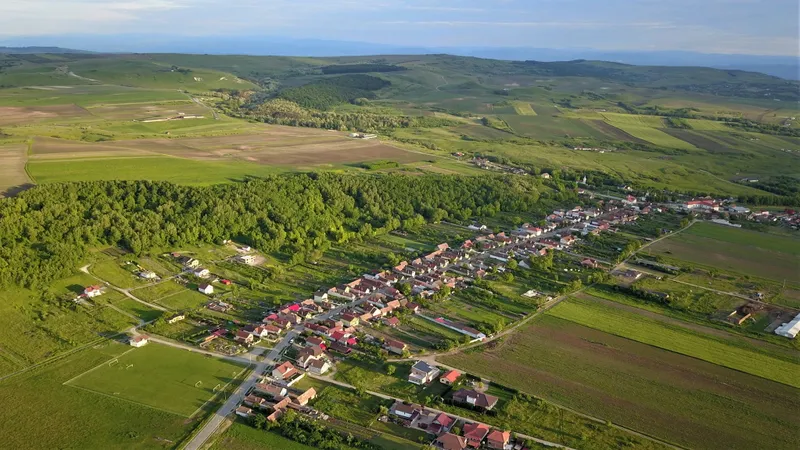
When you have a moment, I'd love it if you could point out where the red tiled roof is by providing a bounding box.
[441,369,461,383]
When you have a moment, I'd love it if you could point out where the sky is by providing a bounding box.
[0,0,798,56]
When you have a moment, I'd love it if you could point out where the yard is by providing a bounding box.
[65,342,247,417]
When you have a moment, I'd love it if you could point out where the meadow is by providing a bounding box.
[66,343,246,417]
[211,422,319,450]
[0,342,204,449]
[548,296,800,387]
[441,314,800,450]
[646,222,800,282]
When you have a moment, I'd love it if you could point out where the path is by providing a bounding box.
[184,92,219,120]
[435,74,449,91]
[308,374,574,449]
[79,264,168,312]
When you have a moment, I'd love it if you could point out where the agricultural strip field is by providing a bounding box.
[604,123,698,150]
[0,104,91,125]
[646,222,800,282]
[0,144,31,197]
[0,342,207,449]
[65,343,246,417]
[441,314,800,450]
[500,115,611,140]
[511,101,537,115]
[211,422,319,450]
[548,296,800,387]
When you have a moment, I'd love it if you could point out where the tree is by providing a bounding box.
[386,365,396,376]
[507,259,518,270]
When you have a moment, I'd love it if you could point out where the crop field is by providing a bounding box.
[0,85,190,107]
[0,144,31,197]
[66,343,246,417]
[510,101,537,115]
[0,342,204,449]
[428,296,513,327]
[661,129,735,154]
[605,122,698,150]
[646,222,800,282]
[441,313,800,450]
[501,115,611,140]
[600,112,666,127]
[86,101,209,120]
[0,104,91,125]
[548,296,799,387]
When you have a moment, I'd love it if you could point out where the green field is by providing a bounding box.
[511,101,537,115]
[548,297,800,387]
[66,343,246,417]
[152,289,212,310]
[441,313,800,450]
[29,156,285,186]
[605,122,698,150]
[647,222,800,281]
[0,342,203,449]
[600,112,666,127]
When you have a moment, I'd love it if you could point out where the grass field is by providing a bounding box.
[0,342,204,449]
[548,296,800,387]
[647,222,800,282]
[604,122,698,150]
[441,314,800,450]
[153,289,212,310]
[600,112,666,127]
[66,343,246,417]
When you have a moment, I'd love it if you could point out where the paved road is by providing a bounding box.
[308,374,575,449]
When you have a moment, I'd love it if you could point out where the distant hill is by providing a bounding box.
[0,46,92,54]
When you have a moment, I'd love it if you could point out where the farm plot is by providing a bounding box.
[501,115,610,140]
[510,101,537,115]
[0,144,31,197]
[600,112,666,127]
[604,122,697,150]
[86,101,208,120]
[646,222,800,282]
[65,343,246,417]
[548,296,800,387]
[153,289,212,310]
[661,129,737,154]
[0,104,90,125]
[441,314,800,450]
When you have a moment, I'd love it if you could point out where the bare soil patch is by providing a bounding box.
[0,145,32,197]
[588,120,650,144]
[0,105,90,125]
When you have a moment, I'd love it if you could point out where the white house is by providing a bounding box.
[775,313,800,339]
[129,335,149,347]
[198,284,214,295]
[408,360,440,385]
[83,285,104,298]
[139,271,158,279]
[194,268,211,278]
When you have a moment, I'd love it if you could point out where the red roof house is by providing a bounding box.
[463,422,491,448]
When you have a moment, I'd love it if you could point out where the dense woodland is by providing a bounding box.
[0,173,558,289]
[278,74,391,109]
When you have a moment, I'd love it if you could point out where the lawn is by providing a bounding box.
[153,289,212,310]
[441,314,800,450]
[333,360,450,404]
[548,296,800,387]
[646,222,800,282]
[89,254,146,289]
[113,298,164,322]
[66,343,247,417]
[131,280,187,302]
[0,342,203,449]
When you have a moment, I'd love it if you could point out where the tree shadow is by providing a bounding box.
[0,182,35,198]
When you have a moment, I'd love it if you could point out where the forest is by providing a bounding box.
[277,74,391,109]
[0,173,558,290]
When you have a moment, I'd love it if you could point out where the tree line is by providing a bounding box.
[0,173,547,290]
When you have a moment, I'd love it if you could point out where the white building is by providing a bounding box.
[775,313,800,339]
[194,268,211,278]
[198,284,214,295]
[129,335,149,347]
[139,271,158,279]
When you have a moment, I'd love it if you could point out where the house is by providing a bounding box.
[435,432,468,450]
[220,279,232,286]
[139,271,157,279]
[408,360,440,385]
[194,268,211,278]
[452,389,499,411]
[294,387,317,406]
[581,258,598,268]
[384,316,400,327]
[306,336,326,349]
[329,342,352,354]
[389,401,422,421]
[243,394,267,409]
[308,358,331,375]
[486,430,511,450]
[237,255,257,265]
[129,335,149,347]
[463,422,491,448]
[272,361,299,381]
[406,302,421,314]
[83,285,104,298]
[384,338,408,355]
[198,283,214,295]
[775,312,800,339]
[263,324,282,336]
[234,330,254,345]
[180,257,200,268]
[439,369,461,385]
[341,313,360,327]
[432,412,455,433]
[559,235,576,246]
[254,383,287,399]
[297,346,325,368]
[235,406,252,418]
[167,314,185,324]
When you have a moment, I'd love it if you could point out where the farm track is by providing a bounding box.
[79,264,168,312]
